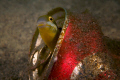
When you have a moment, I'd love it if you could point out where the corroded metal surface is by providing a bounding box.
[71,52,116,79]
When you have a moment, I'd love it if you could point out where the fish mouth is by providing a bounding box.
[37,21,53,29]
[37,21,47,28]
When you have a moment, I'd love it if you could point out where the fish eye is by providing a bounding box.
[49,16,54,22]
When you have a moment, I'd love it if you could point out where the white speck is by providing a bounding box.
[108,75,110,77]
[33,51,38,65]
[73,66,79,75]
[35,34,42,47]
[71,62,83,79]
[54,56,58,62]
[99,64,103,69]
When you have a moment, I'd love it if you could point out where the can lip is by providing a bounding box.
[29,7,69,79]
[52,7,68,56]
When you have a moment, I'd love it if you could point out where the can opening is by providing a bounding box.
[29,7,68,80]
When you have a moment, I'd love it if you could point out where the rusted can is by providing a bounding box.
[29,7,117,80]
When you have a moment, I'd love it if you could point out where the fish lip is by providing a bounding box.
[37,21,47,28]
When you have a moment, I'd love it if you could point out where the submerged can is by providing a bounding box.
[29,7,117,80]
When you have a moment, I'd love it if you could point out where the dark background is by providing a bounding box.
[0,0,120,79]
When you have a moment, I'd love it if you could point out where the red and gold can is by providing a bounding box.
[29,7,118,80]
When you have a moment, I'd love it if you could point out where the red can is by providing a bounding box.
[29,7,118,80]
